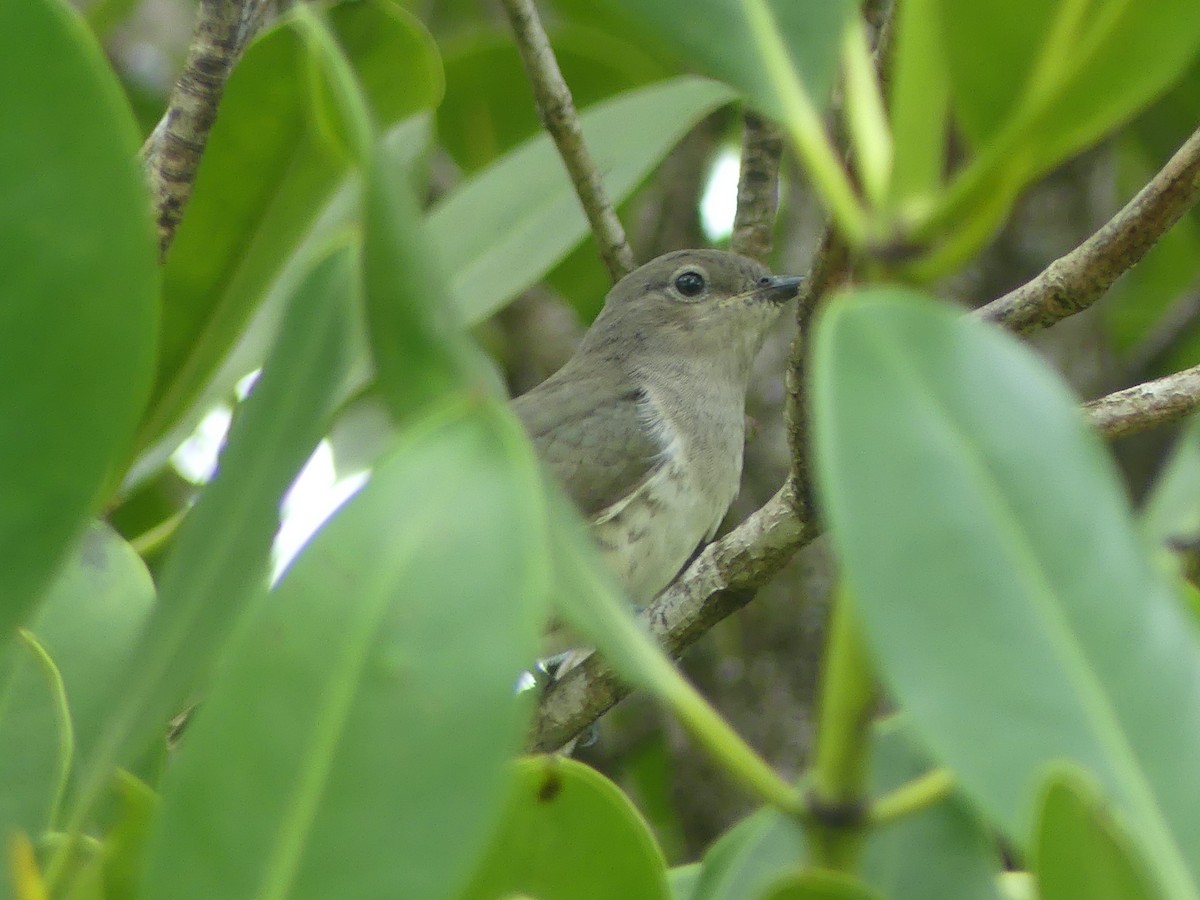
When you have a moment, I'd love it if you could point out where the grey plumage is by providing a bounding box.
[513,249,802,604]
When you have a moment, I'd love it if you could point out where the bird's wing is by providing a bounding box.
[513,373,667,523]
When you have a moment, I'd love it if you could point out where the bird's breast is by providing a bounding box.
[590,386,743,604]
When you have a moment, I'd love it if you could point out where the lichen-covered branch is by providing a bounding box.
[731,112,784,264]
[143,0,273,259]
[500,0,635,282]
[1084,365,1200,439]
[976,124,1200,333]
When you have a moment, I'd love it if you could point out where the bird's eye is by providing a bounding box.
[674,271,706,297]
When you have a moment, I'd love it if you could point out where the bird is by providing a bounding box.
[512,249,803,607]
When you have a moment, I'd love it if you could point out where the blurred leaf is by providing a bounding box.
[692,808,806,900]
[669,863,702,900]
[581,0,852,121]
[439,25,670,171]
[761,870,882,900]
[691,718,1000,900]
[430,76,734,325]
[862,719,1002,900]
[64,242,360,840]
[0,0,157,637]
[812,287,1200,897]
[1034,769,1159,900]
[98,772,159,900]
[363,137,496,422]
[1141,415,1200,549]
[123,116,429,491]
[887,0,950,205]
[24,523,155,798]
[142,399,550,900]
[139,0,441,453]
[463,755,670,900]
[0,630,71,842]
[937,0,1200,177]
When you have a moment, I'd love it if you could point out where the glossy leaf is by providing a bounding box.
[812,287,1200,897]
[64,242,360,837]
[430,77,734,325]
[0,0,157,636]
[585,0,852,121]
[1034,770,1159,900]
[463,755,670,900]
[936,0,1200,176]
[140,0,441,452]
[142,400,550,900]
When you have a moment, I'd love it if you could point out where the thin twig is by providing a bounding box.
[143,0,274,259]
[500,0,635,282]
[977,124,1200,334]
[1084,364,1200,439]
[731,111,784,263]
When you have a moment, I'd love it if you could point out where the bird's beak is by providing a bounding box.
[755,274,805,305]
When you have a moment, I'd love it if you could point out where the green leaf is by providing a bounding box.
[862,719,1002,900]
[363,140,495,422]
[692,808,807,900]
[463,755,670,900]
[140,0,441,452]
[670,863,702,900]
[430,76,734,325]
[23,523,155,798]
[62,242,361,848]
[439,25,671,171]
[761,870,883,900]
[937,0,1200,176]
[690,719,1001,900]
[0,0,157,635]
[1034,769,1160,900]
[141,399,550,900]
[886,0,950,205]
[812,287,1200,898]
[1141,415,1200,549]
[0,630,72,842]
[584,0,853,121]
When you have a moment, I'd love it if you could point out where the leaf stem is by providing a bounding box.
[869,768,956,827]
[806,586,876,870]
[840,13,892,209]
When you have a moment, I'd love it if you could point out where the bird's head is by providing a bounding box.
[580,249,803,380]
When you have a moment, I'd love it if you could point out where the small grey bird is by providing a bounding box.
[513,249,803,604]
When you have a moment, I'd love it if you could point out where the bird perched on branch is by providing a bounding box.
[513,249,803,606]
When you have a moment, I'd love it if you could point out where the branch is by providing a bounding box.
[977,124,1200,334]
[143,0,273,259]
[1084,364,1200,439]
[500,0,636,282]
[730,111,784,263]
